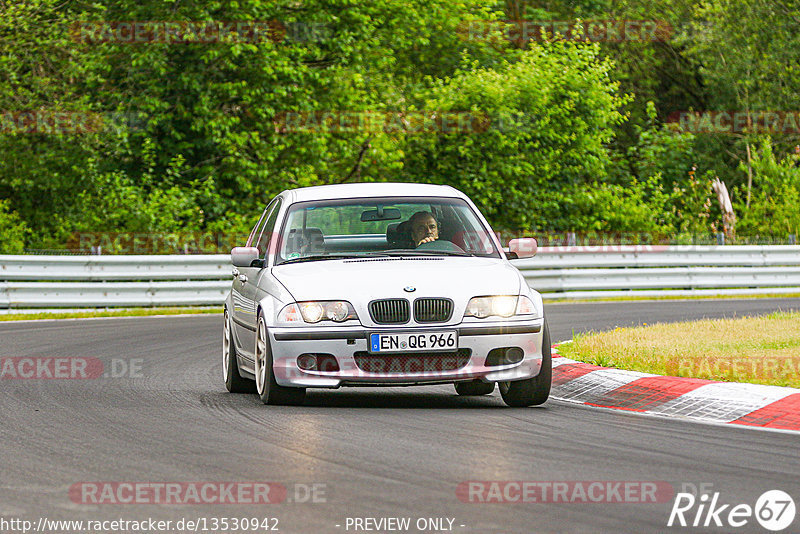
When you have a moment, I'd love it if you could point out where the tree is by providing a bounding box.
[403,41,629,231]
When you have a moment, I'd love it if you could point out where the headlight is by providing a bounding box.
[325,301,351,322]
[277,301,358,324]
[464,295,537,319]
[300,302,325,323]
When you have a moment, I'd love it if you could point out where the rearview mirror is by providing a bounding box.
[231,247,260,267]
[508,238,537,259]
[361,207,401,222]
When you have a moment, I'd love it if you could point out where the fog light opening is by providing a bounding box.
[504,347,524,364]
[485,347,524,367]
[297,354,340,372]
[297,354,317,370]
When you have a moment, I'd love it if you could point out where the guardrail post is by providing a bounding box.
[716,232,725,245]
[567,232,577,247]
[790,234,797,245]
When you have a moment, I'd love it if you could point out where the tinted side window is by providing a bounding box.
[246,209,269,247]
[255,198,282,257]
[247,197,279,248]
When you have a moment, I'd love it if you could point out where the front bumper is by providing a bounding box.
[268,318,545,388]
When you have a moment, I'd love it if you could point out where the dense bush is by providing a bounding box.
[735,140,800,238]
[403,42,628,231]
[0,200,29,253]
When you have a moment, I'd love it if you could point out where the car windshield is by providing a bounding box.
[275,196,501,264]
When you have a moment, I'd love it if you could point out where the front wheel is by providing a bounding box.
[499,320,551,407]
[254,313,306,406]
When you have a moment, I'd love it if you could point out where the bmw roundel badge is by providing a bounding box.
[404,286,416,292]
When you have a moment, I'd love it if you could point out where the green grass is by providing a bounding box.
[558,311,800,388]
[0,307,219,322]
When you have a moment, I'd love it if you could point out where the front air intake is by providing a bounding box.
[413,298,453,323]
[368,299,410,324]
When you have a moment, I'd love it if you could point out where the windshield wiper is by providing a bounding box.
[278,252,396,265]
[278,254,363,265]
[380,250,476,257]
[278,250,478,264]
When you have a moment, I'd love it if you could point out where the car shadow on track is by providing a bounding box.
[205,390,551,409]
[303,389,510,409]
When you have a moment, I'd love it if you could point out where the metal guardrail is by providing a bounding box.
[517,245,800,268]
[1,245,799,308]
[0,281,230,308]
[516,245,800,299]
[0,255,230,308]
[0,254,229,281]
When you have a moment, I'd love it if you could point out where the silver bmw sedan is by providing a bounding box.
[223,183,550,406]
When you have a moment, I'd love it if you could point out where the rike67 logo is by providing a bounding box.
[668,489,796,531]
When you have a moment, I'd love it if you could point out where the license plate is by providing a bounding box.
[369,331,458,353]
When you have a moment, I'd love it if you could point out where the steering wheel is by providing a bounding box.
[415,240,465,253]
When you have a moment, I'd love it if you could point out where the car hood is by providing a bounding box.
[271,256,521,302]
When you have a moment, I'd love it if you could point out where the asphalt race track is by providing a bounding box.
[1,299,799,533]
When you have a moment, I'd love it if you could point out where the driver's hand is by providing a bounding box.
[418,236,437,245]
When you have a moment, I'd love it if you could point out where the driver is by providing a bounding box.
[409,211,439,247]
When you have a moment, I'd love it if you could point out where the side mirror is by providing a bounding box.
[231,247,260,268]
[508,238,537,259]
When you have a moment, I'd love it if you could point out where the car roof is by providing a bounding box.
[282,182,465,203]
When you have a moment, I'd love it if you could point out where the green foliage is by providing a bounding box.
[626,102,696,186]
[688,0,800,111]
[568,177,677,236]
[0,200,29,253]
[1,0,799,251]
[736,140,800,237]
[403,41,629,231]
[671,168,717,238]
[1,0,512,250]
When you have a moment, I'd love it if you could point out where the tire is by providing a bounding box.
[499,319,552,407]
[454,381,495,396]
[223,309,257,393]
[254,312,306,406]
